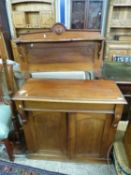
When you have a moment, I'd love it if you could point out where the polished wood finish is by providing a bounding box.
[69,113,114,159]
[15,30,104,76]
[124,121,131,168]
[14,79,125,103]
[13,28,126,162]
[16,30,104,42]
[13,79,126,161]
[24,111,67,159]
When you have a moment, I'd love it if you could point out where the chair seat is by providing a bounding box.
[0,104,12,140]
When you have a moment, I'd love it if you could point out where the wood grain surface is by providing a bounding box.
[13,79,126,104]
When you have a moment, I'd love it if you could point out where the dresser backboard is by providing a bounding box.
[15,24,104,74]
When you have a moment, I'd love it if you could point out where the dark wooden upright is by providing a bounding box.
[0,0,13,59]
[13,25,126,162]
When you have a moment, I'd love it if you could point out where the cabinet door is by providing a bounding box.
[24,111,67,159]
[69,113,114,159]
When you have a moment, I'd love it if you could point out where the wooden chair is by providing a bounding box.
[0,64,14,161]
[0,31,22,160]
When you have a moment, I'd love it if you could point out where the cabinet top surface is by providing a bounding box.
[13,79,126,104]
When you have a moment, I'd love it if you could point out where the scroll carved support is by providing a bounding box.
[18,104,27,124]
[112,104,125,128]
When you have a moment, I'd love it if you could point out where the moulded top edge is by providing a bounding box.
[14,31,104,44]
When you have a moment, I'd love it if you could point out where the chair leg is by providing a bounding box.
[3,139,14,161]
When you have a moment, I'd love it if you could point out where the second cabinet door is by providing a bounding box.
[68,112,114,160]
[24,111,67,159]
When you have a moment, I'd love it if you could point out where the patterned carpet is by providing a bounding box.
[0,144,117,175]
[0,159,65,175]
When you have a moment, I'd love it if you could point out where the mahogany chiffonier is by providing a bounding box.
[13,24,126,162]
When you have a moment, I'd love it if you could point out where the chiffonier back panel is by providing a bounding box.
[15,29,104,73]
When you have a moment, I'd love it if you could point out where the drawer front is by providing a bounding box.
[17,101,115,114]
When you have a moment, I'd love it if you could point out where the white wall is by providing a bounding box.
[65,0,71,29]
[56,0,61,23]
